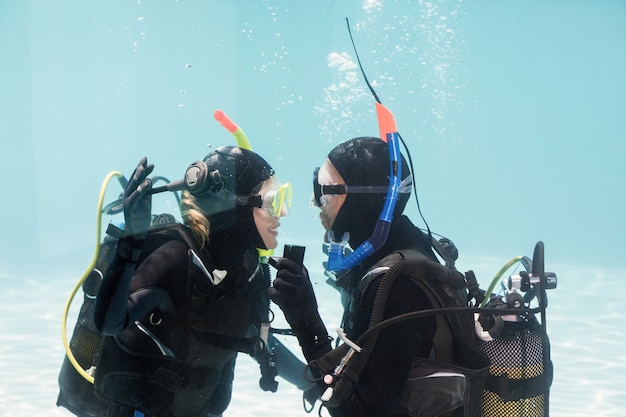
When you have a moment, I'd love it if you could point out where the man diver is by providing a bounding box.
[268,136,453,416]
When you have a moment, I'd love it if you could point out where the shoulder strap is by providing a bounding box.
[395,250,473,337]
[371,250,469,363]
[144,223,194,260]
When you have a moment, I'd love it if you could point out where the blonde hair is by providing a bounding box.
[180,190,210,248]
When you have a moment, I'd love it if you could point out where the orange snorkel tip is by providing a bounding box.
[214,110,238,133]
[375,102,397,143]
[213,109,252,151]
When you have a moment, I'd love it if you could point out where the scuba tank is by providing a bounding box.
[476,308,551,417]
[474,241,556,417]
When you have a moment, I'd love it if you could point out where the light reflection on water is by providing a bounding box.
[1,256,625,417]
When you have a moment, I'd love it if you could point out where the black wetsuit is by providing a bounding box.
[317,215,440,417]
[94,225,261,417]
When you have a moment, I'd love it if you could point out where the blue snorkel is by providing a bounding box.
[325,18,421,274]
[326,103,402,272]
[329,18,455,273]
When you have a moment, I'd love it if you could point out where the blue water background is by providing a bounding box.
[1,1,625,416]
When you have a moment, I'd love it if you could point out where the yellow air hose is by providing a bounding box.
[61,171,123,384]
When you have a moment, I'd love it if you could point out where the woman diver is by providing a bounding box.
[93,146,291,417]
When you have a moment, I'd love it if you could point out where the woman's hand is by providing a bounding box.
[123,157,154,239]
[268,258,318,326]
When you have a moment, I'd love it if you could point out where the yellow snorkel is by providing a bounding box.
[213,109,274,260]
[214,109,253,152]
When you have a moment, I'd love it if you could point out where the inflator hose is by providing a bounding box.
[479,256,524,307]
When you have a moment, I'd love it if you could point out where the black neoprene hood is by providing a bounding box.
[200,146,275,249]
[327,136,411,248]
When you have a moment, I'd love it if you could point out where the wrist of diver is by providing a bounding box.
[290,311,332,361]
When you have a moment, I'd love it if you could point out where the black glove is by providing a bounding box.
[268,259,331,361]
[268,258,318,326]
[123,157,154,240]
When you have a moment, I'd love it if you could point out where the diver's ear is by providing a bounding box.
[184,161,223,198]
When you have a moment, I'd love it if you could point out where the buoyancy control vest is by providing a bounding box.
[312,249,490,417]
[58,223,265,417]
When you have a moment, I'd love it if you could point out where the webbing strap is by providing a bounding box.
[411,279,454,364]
[485,372,549,401]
